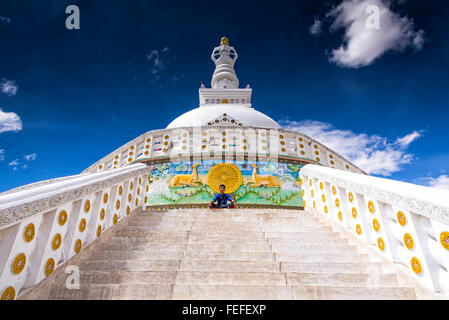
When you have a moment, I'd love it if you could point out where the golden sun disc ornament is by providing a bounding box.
[12,253,26,274]
[348,192,354,202]
[52,233,62,250]
[377,237,385,251]
[404,233,414,250]
[45,258,55,276]
[411,257,421,274]
[368,201,375,214]
[441,231,449,250]
[397,211,406,226]
[207,163,242,193]
[1,286,15,300]
[74,239,82,253]
[24,223,35,243]
[58,210,68,226]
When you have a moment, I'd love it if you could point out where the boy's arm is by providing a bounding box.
[210,194,218,204]
[226,194,235,204]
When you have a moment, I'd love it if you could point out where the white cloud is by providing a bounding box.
[8,159,19,166]
[326,0,425,68]
[0,109,22,133]
[1,79,18,96]
[425,175,449,191]
[0,16,11,24]
[280,119,422,176]
[309,17,323,36]
[24,153,37,161]
[146,47,169,75]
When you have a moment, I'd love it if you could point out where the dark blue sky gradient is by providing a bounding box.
[0,0,448,191]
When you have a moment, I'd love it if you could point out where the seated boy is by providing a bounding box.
[209,184,236,208]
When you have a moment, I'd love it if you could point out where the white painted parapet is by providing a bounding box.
[82,126,366,175]
[300,164,449,294]
[0,163,150,300]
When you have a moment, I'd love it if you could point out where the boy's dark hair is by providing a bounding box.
[219,184,226,189]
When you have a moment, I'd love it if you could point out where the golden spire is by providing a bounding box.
[220,36,229,46]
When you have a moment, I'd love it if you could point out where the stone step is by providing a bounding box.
[285,272,398,287]
[280,262,385,273]
[187,239,268,246]
[292,286,417,300]
[189,230,265,239]
[264,229,336,238]
[114,230,191,238]
[47,283,173,300]
[183,251,275,262]
[265,232,342,242]
[275,252,370,263]
[79,259,180,271]
[100,243,187,251]
[172,284,293,300]
[108,237,188,245]
[268,237,349,246]
[185,243,272,253]
[175,271,286,285]
[180,260,280,272]
[94,250,184,260]
[78,270,177,284]
[260,225,328,232]
[271,243,358,254]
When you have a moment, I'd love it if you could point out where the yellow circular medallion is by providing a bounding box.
[373,218,380,232]
[352,207,357,218]
[116,200,120,210]
[356,224,362,235]
[368,200,375,214]
[84,200,90,213]
[127,206,131,215]
[74,239,82,254]
[322,194,326,202]
[103,193,108,204]
[324,206,328,214]
[24,223,35,243]
[96,225,102,238]
[319,182,323,190]
[378,237,385,251]
[12,253,26,274]
[332,186,336,195]
[1,286,15,300]
[52,233,62,250]
[207,163,243,193]
[404,233,414,250]
[58,210,68,226]
[45,258,55,276]
[411,257,421,274]
[335,198,340,208]
[397,211,406,226]
[100,208,105,220]
[441,231,449,250]
[113,214,118,225]
[79,218,86,232]
[338,211,343,221]
[348,192,354,202]
[118,185,123,195]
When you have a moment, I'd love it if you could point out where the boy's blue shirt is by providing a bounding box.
[212,193,233,205]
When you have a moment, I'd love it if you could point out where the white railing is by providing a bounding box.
[0,163,150,300]
[299,164,449,294]
[83,126,365,175]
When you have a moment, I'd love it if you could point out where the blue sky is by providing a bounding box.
[0,0,448,192]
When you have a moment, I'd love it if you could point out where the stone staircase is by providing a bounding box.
[21,208,429,299]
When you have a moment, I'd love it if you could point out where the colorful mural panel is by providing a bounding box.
[146,160,303,207]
